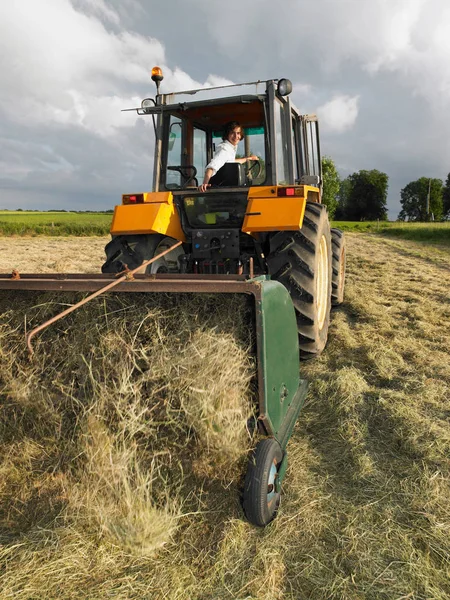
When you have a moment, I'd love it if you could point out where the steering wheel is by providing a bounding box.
[167,165,198,187]
[246,159,262,181]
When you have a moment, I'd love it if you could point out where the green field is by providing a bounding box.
[1,211,449,245]
[334,220,450,244]
[0,211,112,236]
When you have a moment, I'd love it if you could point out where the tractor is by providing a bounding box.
[102,68,346,359]
[0,68,345,527]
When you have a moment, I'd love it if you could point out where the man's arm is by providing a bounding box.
[235,155,259,165]
[199,168,214,192]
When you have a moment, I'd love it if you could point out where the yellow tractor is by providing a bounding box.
[102,67,346,358]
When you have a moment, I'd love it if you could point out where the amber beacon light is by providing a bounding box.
[151,66,164,94]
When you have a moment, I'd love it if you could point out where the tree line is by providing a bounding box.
[321,157,450,221]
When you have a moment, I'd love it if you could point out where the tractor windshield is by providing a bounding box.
[161,98,267,190]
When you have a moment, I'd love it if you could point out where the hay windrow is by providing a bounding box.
[0,290,256,588]
[1,233,450,599]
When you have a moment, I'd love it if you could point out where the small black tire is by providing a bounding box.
[243,438,283,527]
[331,229,346,306]
[267,202,332,359]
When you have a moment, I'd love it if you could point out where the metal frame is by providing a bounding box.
[0,273,255,294]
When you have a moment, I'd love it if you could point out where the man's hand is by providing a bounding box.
[199,182,211,192]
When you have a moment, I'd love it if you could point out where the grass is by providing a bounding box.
[2,210,449,246]
[333,220,450,245]
[0,234,449,598]
[0,211,112,236]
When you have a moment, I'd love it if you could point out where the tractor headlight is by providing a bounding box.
[277,78,293,96]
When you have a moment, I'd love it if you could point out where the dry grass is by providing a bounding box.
[0,233,449,599]
[0,236,108,273]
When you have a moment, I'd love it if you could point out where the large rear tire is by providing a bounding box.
[267,202,332,359]
[331,228,346,306]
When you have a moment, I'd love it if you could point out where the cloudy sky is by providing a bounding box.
[1,0,449,218]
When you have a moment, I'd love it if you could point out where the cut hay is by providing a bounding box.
[0,290,255,597]
[1,233,449,599]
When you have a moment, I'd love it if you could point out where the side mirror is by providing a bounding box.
[299,175,321,186]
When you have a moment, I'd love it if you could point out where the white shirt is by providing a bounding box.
[206,140,237,175]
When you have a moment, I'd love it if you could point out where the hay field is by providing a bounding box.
[0,234,449,599]
[1,236,108,273]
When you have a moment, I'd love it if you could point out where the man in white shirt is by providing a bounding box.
[199,121,259,192]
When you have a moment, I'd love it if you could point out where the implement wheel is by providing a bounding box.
[243,438,283,527]
[267,202,332,358]
[331,228,346,306]
[101,234,182,274]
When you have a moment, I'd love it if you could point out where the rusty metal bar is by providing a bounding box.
[1,272,249,281]
[24,241,182,355]
[0,275,257,294]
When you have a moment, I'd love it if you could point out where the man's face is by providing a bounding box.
[227,127,242,146]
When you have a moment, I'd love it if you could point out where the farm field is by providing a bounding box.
[0,233,449,599]
[1,210,449,244]
[336,221,450,245]
[1,236,109,273]
[0,211,112,236]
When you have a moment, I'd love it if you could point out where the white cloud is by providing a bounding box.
[0,0,197,136]
[317,95,360,134]
[1,0,449,214]
[72,0,121,26]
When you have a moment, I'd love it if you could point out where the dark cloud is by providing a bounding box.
[1,0,449,216]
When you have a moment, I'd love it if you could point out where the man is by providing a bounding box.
[199,121,259,192]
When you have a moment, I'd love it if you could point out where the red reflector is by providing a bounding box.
[129,195,137,202]
[277,186,300,197]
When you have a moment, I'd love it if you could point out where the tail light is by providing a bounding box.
[277,187,302,197]
[122,193,144,204]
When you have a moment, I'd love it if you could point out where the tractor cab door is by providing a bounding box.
[296,114,322,191]
[164,114,207,190]
[270,88,322,192]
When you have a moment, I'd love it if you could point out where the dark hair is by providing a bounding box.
[222,121,244,141]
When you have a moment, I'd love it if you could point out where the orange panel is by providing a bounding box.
[142,191,174,204]
[121,191,174,205]
[242,190,307,233]
[110,203,186,241]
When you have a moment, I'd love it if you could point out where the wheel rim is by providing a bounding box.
[317,234,329,330]
[267,459,279,507]
[147,238,183,274]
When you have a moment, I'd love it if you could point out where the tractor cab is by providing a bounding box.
[136,73,322,196]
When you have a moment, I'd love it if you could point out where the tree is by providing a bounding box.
[442,173,450,219]
[336,170,388,221]
[335,177,351,220]
[321,156,340,219]
[398,177,443,221]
